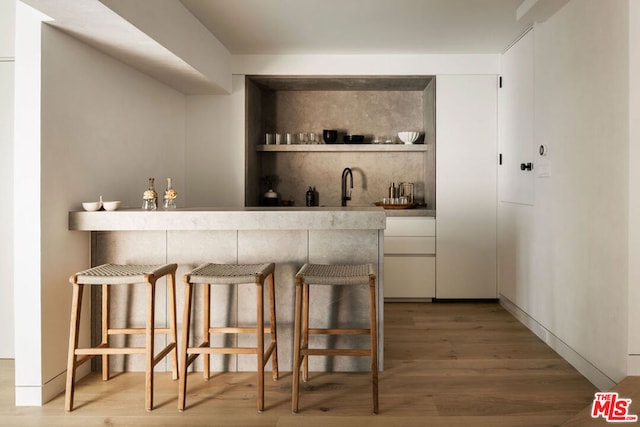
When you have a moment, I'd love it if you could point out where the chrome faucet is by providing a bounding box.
[341,167,353,206]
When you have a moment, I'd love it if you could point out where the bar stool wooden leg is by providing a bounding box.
[302,282,310,382]
[268,272,279,380]
[369,277,379,415]
[178,281,193,412]
[65,282,83,412]
[256,278,265,413]
[203,283,211,380]
[102,284,110,381]
[145,280,156,412]
[291,277,303,414]
[167,272,179,380]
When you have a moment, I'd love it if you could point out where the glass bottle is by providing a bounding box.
[163,177,177,209]
[142,177,157,210]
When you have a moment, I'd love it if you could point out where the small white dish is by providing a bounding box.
[82,201,102,211]
[102,201,121,211]
[398,131,420,144]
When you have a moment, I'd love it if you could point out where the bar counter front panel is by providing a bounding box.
[69,207,385,373]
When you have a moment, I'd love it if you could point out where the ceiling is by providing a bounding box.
[180,0,535,55]
[21,0,568,94]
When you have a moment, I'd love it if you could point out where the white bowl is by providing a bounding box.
[398,131,420,144]
[102,201,121,211]
[82,201,102,211]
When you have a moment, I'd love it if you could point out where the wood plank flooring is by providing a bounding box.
[0,302,604,426]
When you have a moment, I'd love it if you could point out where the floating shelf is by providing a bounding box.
[256,144,431,152]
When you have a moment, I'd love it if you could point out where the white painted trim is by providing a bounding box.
[627,355,640,376]
[501,296,616,391]
[15,365,88,406]
[232,54,500,76]
[41,369,68,405]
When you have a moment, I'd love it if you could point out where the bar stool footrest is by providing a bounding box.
[308,328,371,335]
[301,348,372,357]
[108,327,173,335]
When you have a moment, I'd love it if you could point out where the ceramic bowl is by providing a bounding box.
[102,201,121,211]
[82,201,102,211]
[343,134,364,143]
[398,131,420,144]
[323,129,338,143]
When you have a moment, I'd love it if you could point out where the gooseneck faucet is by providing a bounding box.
[341,167,353,206]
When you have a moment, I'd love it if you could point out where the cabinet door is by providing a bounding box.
[0,62,14,358]
[384,256,435,299]
[436,75,497,299]
[385,217,435,237]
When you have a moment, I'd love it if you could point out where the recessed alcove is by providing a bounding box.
[245,76,436,208]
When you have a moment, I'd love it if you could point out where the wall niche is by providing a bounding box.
[245,76,436,208]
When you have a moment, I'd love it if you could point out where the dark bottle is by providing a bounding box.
[306,186,316,207]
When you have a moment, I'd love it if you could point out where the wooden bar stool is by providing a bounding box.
[65,263,179,412]
[178,263,279,412]
[292,263,378,414]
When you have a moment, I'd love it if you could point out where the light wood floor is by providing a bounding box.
[0,302,607,426]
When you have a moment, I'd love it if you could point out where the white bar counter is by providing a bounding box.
[69,207,386,374]
[69,206,386,231]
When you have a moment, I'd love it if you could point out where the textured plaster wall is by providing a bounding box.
[248,84,434,207]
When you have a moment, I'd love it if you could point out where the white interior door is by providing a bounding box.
[500,29,535,205]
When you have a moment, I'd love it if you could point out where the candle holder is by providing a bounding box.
[142,178,157,210]
[163,177,177,209]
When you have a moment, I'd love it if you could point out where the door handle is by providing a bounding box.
[520,162,533,171]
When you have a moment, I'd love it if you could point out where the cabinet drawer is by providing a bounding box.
[385,217,435,237]
[384,236,435,255]
[384,256,435,299]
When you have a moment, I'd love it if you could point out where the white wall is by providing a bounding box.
[184,75,245,207]
[498,0,629,389]
[627,0,640,373]
[14,16,186,403]
[14,1,49,404]
[0,0,15,359]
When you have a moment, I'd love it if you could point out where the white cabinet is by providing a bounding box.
[0,61,14,358]
[383,217,436,300]
[435,75,498,299]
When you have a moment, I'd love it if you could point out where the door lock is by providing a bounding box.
[520,162,533,171]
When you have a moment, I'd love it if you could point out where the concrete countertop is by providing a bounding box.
[69,206,387,231]
[382,207,435,217]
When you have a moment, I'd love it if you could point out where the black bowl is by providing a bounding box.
[323,129,338,143]
[343,134,364,143]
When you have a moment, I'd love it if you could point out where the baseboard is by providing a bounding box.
[500,296,615,391]
[627,355,640,375]
[15,364,89,406]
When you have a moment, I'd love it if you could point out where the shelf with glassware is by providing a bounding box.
[256,144,431,152]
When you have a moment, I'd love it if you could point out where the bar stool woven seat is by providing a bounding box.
[73,264,175,283]
[65,263,179,412]
[186,263,275,284]
[295,263,374,285]
[179,263,279,412]
[292,263,379,414]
